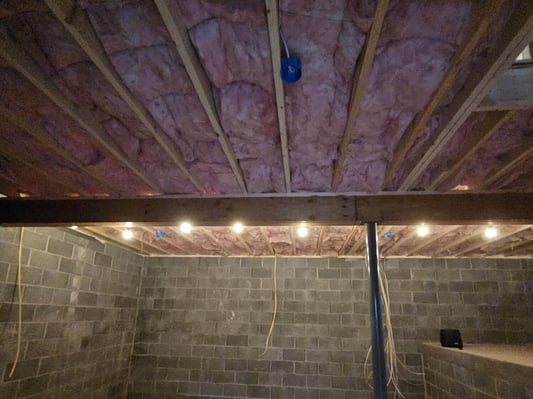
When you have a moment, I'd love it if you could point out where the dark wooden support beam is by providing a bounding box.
[0,193,532,226]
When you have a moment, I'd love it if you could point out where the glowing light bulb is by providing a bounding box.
[233,222,244,234]
[485,226,498,239]
[125,222,133,228]
[71,225,79,230]
[417,225,429,237]
[122,229,133,240]
[180,222,192,234]
[297,223,309,238]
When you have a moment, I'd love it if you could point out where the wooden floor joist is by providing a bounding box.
[0,25,162,193]
[154,0,247,194]
[477,65,533,111]
[260,227,276,256]
[454,225,531,256]
[405,225,458,256]
[396,3,533,190]
[479,144,533,189]
[1,193,533,226]
[332,0,389,190]
[383,1,502,187]
[265,0,291,192]
[428,110,514,190]
[45,0,206,193]
[0,104,119,195]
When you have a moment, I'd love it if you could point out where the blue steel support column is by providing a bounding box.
[365,222,387,399]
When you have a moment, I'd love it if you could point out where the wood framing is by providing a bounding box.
[1,193,532,226]
[428,111,514,190]
[383,1,502,187]
[477,65,533,111]
[0,25,162,192]
[0,104,119,195]
[45,0,205,193]
[260,227,276,255]
[479,144,533,189]
[154,0,247,193]
[332,0,389,190]
[265,0,291,192]
[405,225,458,256]
[454,225,531,256]
[396,3,533,190]
[200,227,231,256]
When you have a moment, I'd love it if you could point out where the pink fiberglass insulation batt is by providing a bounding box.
[338,0,474,192]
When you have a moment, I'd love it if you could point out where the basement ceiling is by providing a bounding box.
[0,1,532,257]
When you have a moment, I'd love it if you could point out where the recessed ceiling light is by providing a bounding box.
[417,225,429,237]
[232,222,244,234]
[297,223,308,238]
[180,222,192,234]
[125,222,133,228]
[122,229,133,240]
[484,226,498,239]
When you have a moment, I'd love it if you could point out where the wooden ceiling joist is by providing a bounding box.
[154,0,247,194]
[0,149,74,195]
[265,0,291,192]
[332,0,389,190]
[45,0,205,193]
[200,227,231,256]
[454,225,531,256]
[1,193,533,226]
[477,65,533,111]
[0,104,119,195]
[395,3,533,190]
[0,25,162,193]
[260,227,276,256]
[479,144,533,189]
[338,226,359,256]
[405,225,458,256]
[434,227,483,257]
[428,110,514,190]
[382,1,502,188]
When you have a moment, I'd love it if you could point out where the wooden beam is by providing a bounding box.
[428,111,514,190]
[260,227,275,256]
[477,65,533,111]
[478,144,533,189]
[383,1,502,187]
[265,0,291,192]
[454,225,531,256]
[1,193,533,226]
[154,0,247,193]
[500,237,533,256]
[395,2,533,190]
[381,228,417,256]
[332,0,389,190]
[0,104,119,195]
[45,0,205,193]
[288,226,296,256]
[0,25,162,192]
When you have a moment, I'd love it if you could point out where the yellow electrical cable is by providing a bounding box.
[9,227,24,378]
[259,255,278,357]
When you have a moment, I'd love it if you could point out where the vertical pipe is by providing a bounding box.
[365,222,387,399]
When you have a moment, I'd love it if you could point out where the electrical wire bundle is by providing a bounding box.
[363,258,425,398]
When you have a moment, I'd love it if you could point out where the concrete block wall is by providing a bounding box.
[0,227,143,399]
[422,343,533,398]
[129,256,532,399]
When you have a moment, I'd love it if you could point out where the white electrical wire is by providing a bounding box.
[363,257,425,397]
